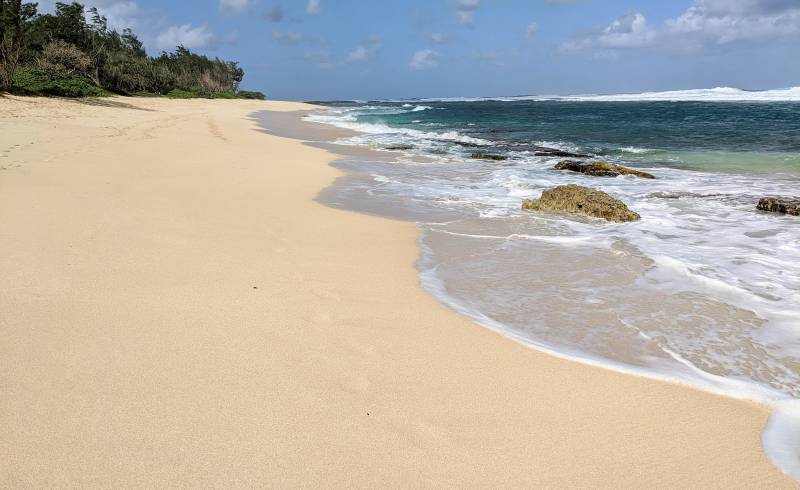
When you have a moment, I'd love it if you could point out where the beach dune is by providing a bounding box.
[0,96,793,487]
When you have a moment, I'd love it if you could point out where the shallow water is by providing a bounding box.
[257,93,800,477]
[304,98,800,401]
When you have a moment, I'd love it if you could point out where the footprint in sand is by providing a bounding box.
[207,118,228,142]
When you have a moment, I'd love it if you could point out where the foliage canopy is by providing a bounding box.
[0,1,265,99]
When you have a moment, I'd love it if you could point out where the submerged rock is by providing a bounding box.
[470,152,507,161]
[522,184,641,222]
[757,197,800,216]
[454,141,489,148]
[384,144,414,150]
[534,149,590,158]
[554,160,656,179]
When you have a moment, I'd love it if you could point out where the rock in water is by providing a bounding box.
[454,141,488,148]
[757,197,800,216]
[534,150,590,158]
[522,184,641,222]
[554,160,656,179]
[470,152,508,161]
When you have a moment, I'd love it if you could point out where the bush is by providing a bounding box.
[12,68,106,97]
[8,3,252,98]
[36,40,93,79]
[166,88,194,99]
[236,90,266,100]
[210,91,237,99]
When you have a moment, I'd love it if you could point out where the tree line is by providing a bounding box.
[0,1,264,98]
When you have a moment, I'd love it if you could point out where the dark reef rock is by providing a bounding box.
[757,197,800,216]
[522,184,641,222]
[470,152,508,161]
[554,160,656,179]
[454,141,489,148]
[384,144,414,150]
[534,149,590,158]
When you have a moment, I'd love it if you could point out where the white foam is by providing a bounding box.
[764,400,800,481]
[307,102,800,482]
[304,110,490,146]
[397,86,800,103]
[619,146,655,154]
[427,228,607,246]
[418,231,800,481]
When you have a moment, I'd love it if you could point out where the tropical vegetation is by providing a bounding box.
[0,1,265,98]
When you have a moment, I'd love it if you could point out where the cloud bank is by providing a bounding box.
[562,0,800,56]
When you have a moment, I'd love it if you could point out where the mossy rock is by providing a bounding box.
[522,184,641,222]
[470,152,507,161]
[554,160,655,179]
[757,197,800,216]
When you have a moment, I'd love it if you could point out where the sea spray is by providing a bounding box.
[301,93,800,478]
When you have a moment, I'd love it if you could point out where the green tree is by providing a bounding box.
[0,0,36,91]
[6,1,263,98]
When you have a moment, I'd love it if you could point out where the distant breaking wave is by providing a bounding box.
[394,86,800,103]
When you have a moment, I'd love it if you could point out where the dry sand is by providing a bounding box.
[0,95,794,487]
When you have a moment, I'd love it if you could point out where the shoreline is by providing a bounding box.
[1,96,794,487]
[262,106,800,481]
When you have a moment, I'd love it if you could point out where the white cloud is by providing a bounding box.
[410,49,439,70]
[306,0,320,15]
[219,0,253,15]
[456,0,480,26]
[428,32,448,43]
[347,46,369,62]
[272,31,304,45]
[347,35,381,63]
[665,0,800,45]
[526,22,539,38]
[156,24,217,50]
[457,0,481,9]
[38,0,144,31]
[562,0,800,56]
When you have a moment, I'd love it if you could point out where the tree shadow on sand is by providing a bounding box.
[60,96,157,111]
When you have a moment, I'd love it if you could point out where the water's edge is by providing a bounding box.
[250,108,800,481]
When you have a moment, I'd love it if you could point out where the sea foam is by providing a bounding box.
[397,86,800,103]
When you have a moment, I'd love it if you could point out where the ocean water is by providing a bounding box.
[302,87,800,477]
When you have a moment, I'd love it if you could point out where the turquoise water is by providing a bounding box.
[302,93,800,477]
[315,99,800,173]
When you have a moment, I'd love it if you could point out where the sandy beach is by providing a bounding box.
[0,96,794,487]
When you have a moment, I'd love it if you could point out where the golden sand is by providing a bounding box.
[0,96,793,487]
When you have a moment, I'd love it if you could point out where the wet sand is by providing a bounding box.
[0,95,793,487]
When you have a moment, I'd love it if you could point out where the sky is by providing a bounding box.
[35,0,800,100]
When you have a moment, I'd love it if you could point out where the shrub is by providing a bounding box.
[12,67,105,97]
[36,40,93,79]
[7,3,253,97]
[210,91,236,99]
[236,90,266,100]
[166,88,194,99]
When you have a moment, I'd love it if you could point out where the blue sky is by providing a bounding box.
[38,0,800,100]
